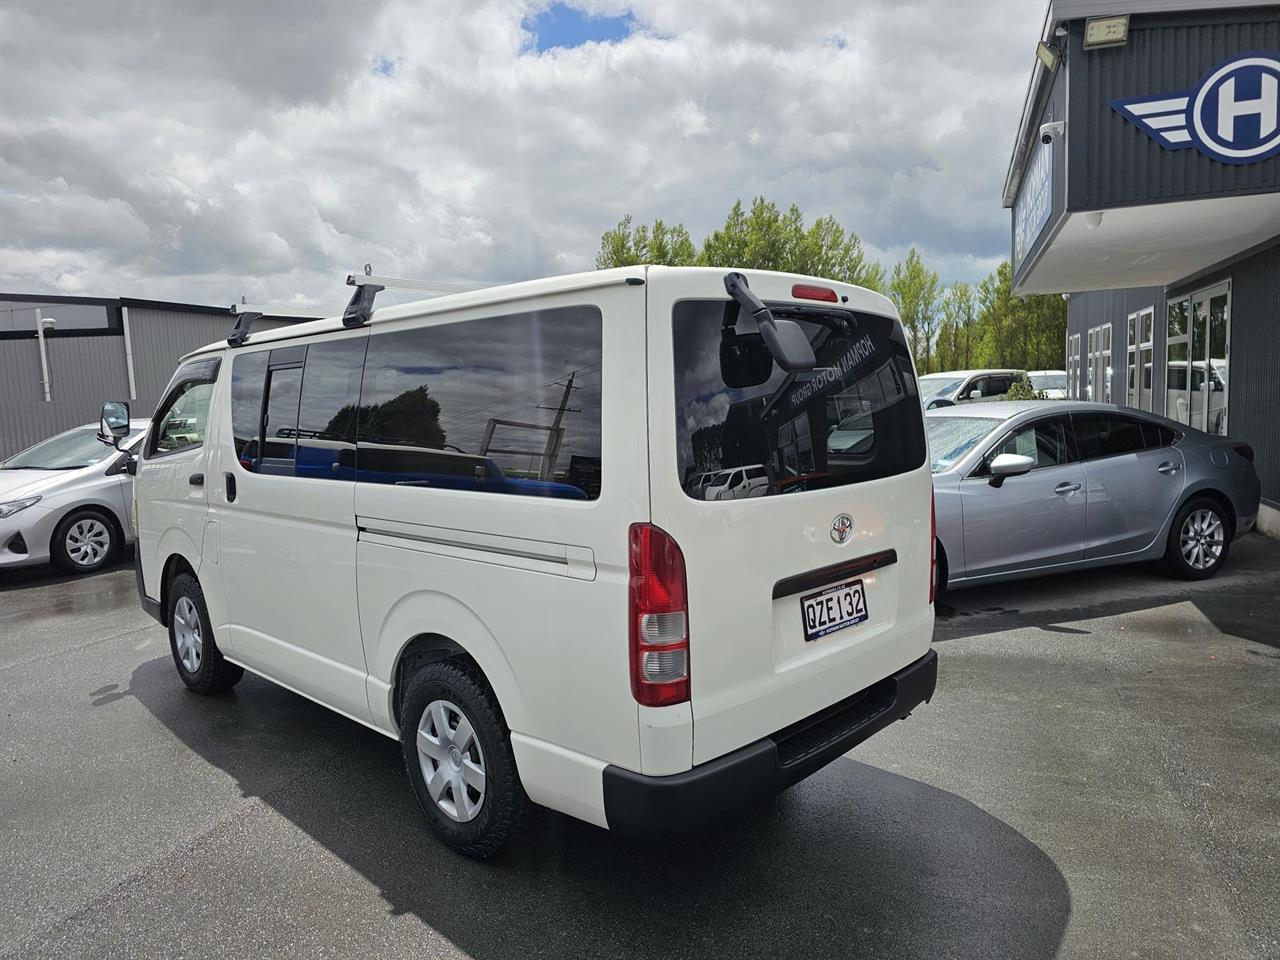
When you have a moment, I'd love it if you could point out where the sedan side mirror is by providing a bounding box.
[988,452,1035,487]
[98,401,130,450]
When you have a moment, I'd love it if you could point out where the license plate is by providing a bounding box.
[801,578,869,641]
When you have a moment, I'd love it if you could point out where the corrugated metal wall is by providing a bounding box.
[1170,241,1280,505]
[1,309,296,459]
[1067,7,1280,210]
[1067,286,1165,410]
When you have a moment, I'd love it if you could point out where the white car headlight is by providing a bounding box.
[0,496,42,519]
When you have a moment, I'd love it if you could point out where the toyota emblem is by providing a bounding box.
[830,514,853,545]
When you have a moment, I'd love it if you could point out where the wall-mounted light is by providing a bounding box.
[1035,40,1060,71]
[1083,15,1129,49]
[1084,211,1105,231]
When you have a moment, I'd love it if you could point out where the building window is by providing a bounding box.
[1167,283,1229,435]
[0,299,118,336]
[1086,323,1112,403]
[1067,334,1082,400]
[1126,307,1154,412]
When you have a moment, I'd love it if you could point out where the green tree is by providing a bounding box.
[594,214,697,268]
[596,197,885,292]
[889,247,941,372]
[976,261,1018,367]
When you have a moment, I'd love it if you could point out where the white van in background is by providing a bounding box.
[104,266,937,857]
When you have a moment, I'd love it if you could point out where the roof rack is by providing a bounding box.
[226,308,263,347]
[342,264,488,328]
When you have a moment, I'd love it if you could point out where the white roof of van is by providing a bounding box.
[179,265,899,361]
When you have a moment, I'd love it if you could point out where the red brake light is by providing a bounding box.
[791,284,838,302]
[628,523,690,707]
[929,491,937,605]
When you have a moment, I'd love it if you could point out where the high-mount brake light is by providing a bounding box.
[791,284,839,303]
[628,523,690,707]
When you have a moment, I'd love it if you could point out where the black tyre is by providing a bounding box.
[401,660,530,859]
[167,573,244,693]
[50,509,117,574]
[1164,496,1231,581]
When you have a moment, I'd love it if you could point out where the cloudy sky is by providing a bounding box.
[0,0,1045,312]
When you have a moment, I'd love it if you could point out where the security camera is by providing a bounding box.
[1040,121,1065,144]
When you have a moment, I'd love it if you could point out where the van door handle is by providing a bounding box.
[1157,461,1181,476]
[189,473,204,487]
[225,472,237,503]
[1054,482,1080,495]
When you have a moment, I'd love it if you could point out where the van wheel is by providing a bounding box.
[1164,497,1231,581]
[167,573,244,694]
[401,661,530,859]
[51,509,117,573]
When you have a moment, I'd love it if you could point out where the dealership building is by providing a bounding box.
[0,294,313,459]
[1005,0,1280,533]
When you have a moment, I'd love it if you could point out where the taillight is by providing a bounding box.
[929,491,937,605]
[628,523,690,707]
[791,283,838,302]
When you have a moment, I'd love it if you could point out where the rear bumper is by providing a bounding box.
[602,648,938,835]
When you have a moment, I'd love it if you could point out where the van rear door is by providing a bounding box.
[646,268,935,765]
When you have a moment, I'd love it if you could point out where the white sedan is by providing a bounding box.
[0,420,148,574]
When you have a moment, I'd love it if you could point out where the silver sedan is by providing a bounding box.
[928,401,1260,591]
[0,420,149,574]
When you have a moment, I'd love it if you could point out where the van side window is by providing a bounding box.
[148,358,221,458]
[259,365,303,475]
[357,306,603,500]
[296,338,366,481]
[231,351,268,468]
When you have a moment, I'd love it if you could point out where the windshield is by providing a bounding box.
[673,300,925,498]
[926,416,1000,473]
[919,376,963,403]
[1030,373,1067,390]
[1,426,140,470]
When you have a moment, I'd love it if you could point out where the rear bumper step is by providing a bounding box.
[602,648,938,835]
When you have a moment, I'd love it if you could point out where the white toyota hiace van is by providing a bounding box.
[106,266,937,857]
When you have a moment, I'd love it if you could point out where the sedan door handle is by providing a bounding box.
[188,473,204,486]
[1054,482,1081,495]
[1157,461,1181,476]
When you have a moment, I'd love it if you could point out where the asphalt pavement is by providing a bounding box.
[2,536,1278,959]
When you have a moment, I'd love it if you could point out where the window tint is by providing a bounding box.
[260,366,303,475]
[1140,420,1176,449]
[672,300,924,498]
[1073,414,1146,460]
[357,307,602,500]
[296,338,366,480]
[149,359,220,457]
[990,418,1072,470]
[231,351,268,467]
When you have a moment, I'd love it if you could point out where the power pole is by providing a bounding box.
[536,371,580,480]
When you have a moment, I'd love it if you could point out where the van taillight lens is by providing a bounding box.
[629,523,690,707]
[929,491,937,605]
[791,284,838,302]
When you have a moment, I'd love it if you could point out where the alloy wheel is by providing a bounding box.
[416,699,486,822]
[65,517,110,567]
[172,596,203,673]
[1180,508,1224,571]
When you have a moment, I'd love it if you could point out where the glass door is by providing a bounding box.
[1167,284,1229,432]
[1127,308,1153,411]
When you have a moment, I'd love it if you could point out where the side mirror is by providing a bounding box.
[968,389,983,401]
[927,398,956,410]
[98,401,130,449]
[988,452,1035,487]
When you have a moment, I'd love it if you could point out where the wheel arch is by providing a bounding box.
[48,501,127,562]
[158,553,199,627]
[1177,485,1237,539]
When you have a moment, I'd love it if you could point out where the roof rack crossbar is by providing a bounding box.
[227,310,263,347]
[342,283,384,329]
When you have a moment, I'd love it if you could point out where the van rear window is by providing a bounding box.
[672,300,925,499]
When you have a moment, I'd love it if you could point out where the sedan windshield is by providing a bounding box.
[919,376,963,403]
[2,426,139,470]
[926,416,1001,473]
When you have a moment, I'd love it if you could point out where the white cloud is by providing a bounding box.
[0,0,1045,310]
